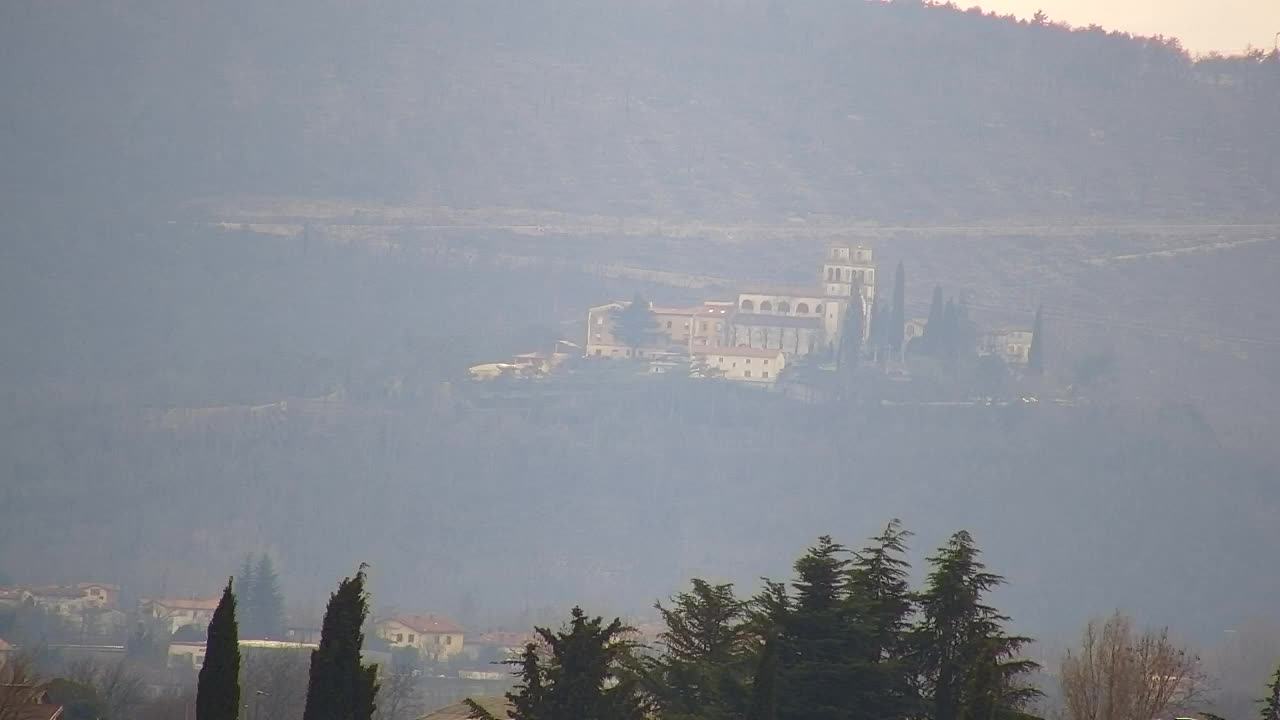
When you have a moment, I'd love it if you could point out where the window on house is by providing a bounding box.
[408,634,415,643]
[395,633,403,642]
[745,358,751,364]
[744,370,752,378]
[594,349,602,356]
[764,359,770,365]
[666,321,672,329]
[796,303,809,314]
[741,299,754,311]
[446,636,453,645]
[700,321,708,331]
[760,301,773,313]
[715,322,723,331]
[762,372,769,379]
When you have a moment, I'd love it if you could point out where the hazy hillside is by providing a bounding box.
[3,0,1279,221]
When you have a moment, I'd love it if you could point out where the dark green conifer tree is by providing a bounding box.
[848,520,919,720]
[1027,306,1045,375]
[890,262,906,355]
[915,532,1040,720]
[921,285,945,355]
[251,555,286,639]
[613,293,659,356]
[471,608,645,720]
[197,578,240,720]
[1261,662,1280,720]
[650,579,750,720]
[303,566,379,720]
[772,537,875,720]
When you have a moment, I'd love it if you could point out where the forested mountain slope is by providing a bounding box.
[2,0,1279,221]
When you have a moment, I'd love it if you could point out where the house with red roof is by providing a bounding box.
[375,614,465,661]
[140,596,222,636]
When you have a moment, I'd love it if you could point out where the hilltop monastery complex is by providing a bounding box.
[586,246,876,382]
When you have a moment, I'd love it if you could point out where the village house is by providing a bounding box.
[375,614,465,661]
[140,596,221,636]
[981,328,1035,366]
[692,347,786,384]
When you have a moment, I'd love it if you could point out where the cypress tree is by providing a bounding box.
[251,555,285,639]
[837,288,866,379]
[197,578,240,720]
[1261,662,1280,720]
[1027,305,1045,375]
[890,262,906,355]
[238,555,257,636]
[922,285,945,355]
[303,566,379,720]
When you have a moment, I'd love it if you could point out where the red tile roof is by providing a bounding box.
[472,631,535,647]
[146,597,221,611]
[384,614,464,635]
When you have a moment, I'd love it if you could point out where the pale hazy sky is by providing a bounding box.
[976,0,1280,54]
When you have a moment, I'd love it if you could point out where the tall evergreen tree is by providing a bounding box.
[837,288,866,380]
[650,579,750,720]
[1261,662,1280,720]
[921,285,945,355]
[612,293,659,355]
[915,532,1040,720]
[251,555,286,639]
[303,566,379,720]
[472,607,645,720]
[197,578,240,720]
[1027,306,1045,375]
[772,537,875,720]
[890,262,906,355]
[847,521,919,720]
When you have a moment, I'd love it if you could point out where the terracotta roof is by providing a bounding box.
[471,631,535,647]
[732,314,822,329]
[385,614,464,635]
[693,347,785,359]
[25,586,82,599]
[146,597,221,611]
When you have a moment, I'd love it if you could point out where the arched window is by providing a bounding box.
[740,299,755,312]
[814,304,823,315]
[796,302,810,314]
[760,301,773,313]
[778,301,791,314]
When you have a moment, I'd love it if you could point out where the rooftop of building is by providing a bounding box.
[382,614,465,635]
[693,346,786,359]
[144,597,221,611]
[731,314,823,329]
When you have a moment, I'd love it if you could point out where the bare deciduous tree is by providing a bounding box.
[0,655,44,720]
[64,657,146,720]
[1060,612,1205,720]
